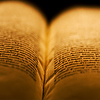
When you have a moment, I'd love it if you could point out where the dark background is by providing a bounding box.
[1,0,100,23]
[23,0,100,23]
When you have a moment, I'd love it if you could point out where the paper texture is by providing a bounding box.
[44,7,100,100]
[0,1,46,100]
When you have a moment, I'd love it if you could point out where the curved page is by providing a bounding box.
[0,1,47,100]
[44,7,100,100]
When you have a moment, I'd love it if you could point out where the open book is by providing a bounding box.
[0,1,100,100]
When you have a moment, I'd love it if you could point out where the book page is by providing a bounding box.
[44,7,100,100]
[0,1,47,100]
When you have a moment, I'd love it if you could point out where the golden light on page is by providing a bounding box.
[46,7,100,100]
[0,1,47,100]
[1,0,100,100]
